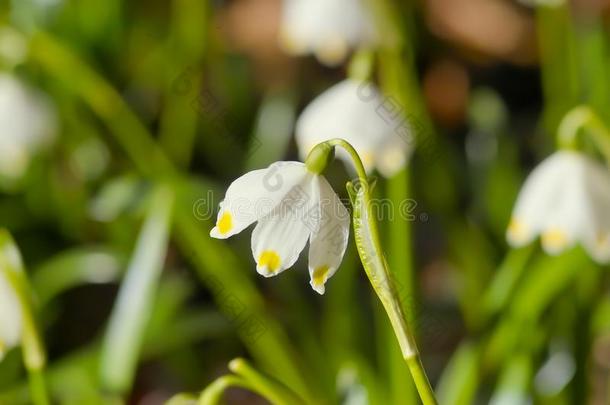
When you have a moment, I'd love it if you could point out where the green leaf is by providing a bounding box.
[99,185,174,394]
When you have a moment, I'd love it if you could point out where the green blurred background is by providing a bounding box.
[0,0,610,404]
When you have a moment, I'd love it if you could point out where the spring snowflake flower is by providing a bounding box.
[296,79,412,178]
[0,268,22,360]
[507,151,610,263]
[279,0,377,66]
[0,74,56,180]
[210,161,350,294]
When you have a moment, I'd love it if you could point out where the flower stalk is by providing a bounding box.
[0,230,49,405]
[318,139,437,405]
[557,105,610,163]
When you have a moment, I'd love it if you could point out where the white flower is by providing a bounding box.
[296,79,412,178]
[210,161,350,294]
[279,0,377,66]
[0,269,22,360]
[0,74,57,180]
[507,151,610,263]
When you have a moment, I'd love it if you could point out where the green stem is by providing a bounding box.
[557,105,610,163]
[229,358,306,405]
[0,230,49,405]
[28,370,50,405]
[387,168,416,404]
[324,139,437,405]
[198,375,254,405]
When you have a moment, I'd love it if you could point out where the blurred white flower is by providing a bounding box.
[279,0,377,66]
[210,161,349,294]
[0,269,22,360]
[296,79,412,178]
[507,151,610,263]
[0,74,57,180]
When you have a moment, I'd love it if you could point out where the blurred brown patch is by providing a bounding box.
[425,0,538,65]
[217,0,296,87]
[423,59,470,128]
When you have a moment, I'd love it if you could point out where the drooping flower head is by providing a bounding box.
[507,151,610,263]
[0,73,57,180]
[279,0,377,66]
[210,161,349,294]
[296,79,412,178]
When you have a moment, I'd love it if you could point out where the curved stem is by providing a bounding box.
[229,358,307,405]
[324,139,438,405]
[558,105,610,164]
[0,230,49,405]
[326,139,368,182]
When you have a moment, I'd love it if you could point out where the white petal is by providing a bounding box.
[0,270,22,359]
[308,176,350,294]
[210,162,309,239]
[507,152,574,247]
[279,0,376,65]
[374,132,412,178]
[296,79,405,175]
[250,175,317,276]
[0,74,56,179]
[538,166,585,255]
[577,155,610,263]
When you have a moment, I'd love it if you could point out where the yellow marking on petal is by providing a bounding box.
[507,218,529,242]
[597,232,609,248]
[316,36,348,65]
[217,211,233,235]
[312,265,330,287]
[279,28,306,54]
[258,250,281,273]
[542,228,568,250]
[0,339,5,360]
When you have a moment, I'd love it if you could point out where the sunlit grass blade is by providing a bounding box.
[435,343,479,405]
[99,185,174,394]
[31,247,124,305]
[489,354,533,404]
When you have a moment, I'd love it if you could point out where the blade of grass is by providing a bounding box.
[99,185,174,394]
[158,0,209,167]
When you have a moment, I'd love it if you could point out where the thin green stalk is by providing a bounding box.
[481,245,536,323]
[557,105,610,163]
[158,0,209,167]
[322,139,437,405]
[386,168,416,404]
[198,375,254,405]
[536,3,580,133]
[28,370,49,405]
[99,186,174,394]
[0,230,49,405]
[229,358,307,405]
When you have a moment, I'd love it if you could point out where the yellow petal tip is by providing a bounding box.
[258,250,282,275]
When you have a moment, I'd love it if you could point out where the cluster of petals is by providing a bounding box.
[211,161,349,294]
[296,79,412,178]
[279,0,377,66]
[507,151,610,263]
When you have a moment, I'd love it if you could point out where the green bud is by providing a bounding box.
[305,142,335,174]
